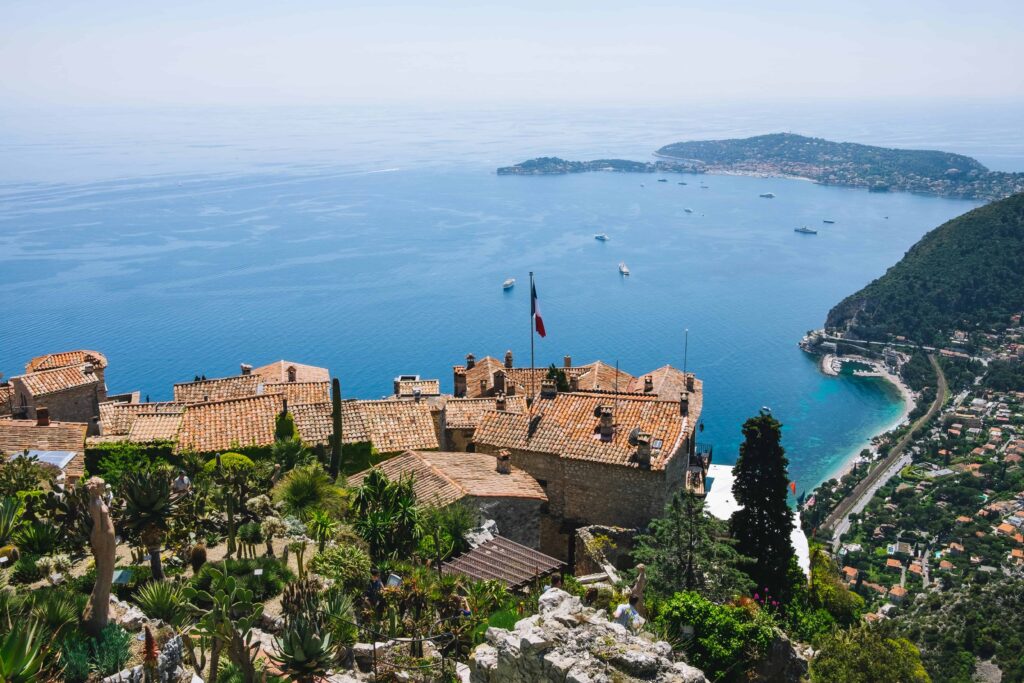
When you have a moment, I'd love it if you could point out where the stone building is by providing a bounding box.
[349,450,548,549]
[7,350,109,428]
[473,376,707,560]
[245,360,330,384]
[438,394,528,451]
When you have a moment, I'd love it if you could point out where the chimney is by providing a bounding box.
[83,362,94,375]
[506,382,515,396]
[413,387,422,402]
[504,350,514,369]
[496,449,512,475]
[454,368,467,397]
[479,379,488,395]
[680,392,690,417]
[563,355,572,368]
[599,406,614,441]
[540,379,557,399]
[644,375,654,393]
[36,406,50,427]
[495,391,507,411]
[635,431,652,468]
[493,370,506,394]
[466,353,476,370]
[569,375,579,392]
[686,373,695,392]
[240,363,252,375]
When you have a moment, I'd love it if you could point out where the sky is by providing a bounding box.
[1,0,1023,106]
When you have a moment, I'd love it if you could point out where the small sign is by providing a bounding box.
[253,568,264,576]
[112,569,133,585]
[0,557,7,564]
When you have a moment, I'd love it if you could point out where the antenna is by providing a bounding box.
[683,329,689,375]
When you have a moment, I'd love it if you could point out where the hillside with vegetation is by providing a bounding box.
[656,133,1024,200]
[825,192,1024,344]
[497,155,703,175]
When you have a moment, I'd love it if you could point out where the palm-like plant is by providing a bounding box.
[0,499,24,548]
[134,579,190,626]
[351,469,420,561]
[270,438,314,471]
[119,470,179,580]
[29,591,82,640]
[0,620,47,683]
[307,510,338,554]
[272,465,347,522]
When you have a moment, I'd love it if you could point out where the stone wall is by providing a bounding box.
[574,525,638,576]
[470,588,708,683]
[469,495,543,549]
[12,380,103,427]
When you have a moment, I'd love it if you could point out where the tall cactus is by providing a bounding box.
[329,377,343,479]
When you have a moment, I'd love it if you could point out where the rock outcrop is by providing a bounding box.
[470,589,708,683]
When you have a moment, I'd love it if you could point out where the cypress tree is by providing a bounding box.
[329,377,343,479]
[730,410,795,601]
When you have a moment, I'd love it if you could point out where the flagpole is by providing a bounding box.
[530,271,535,405]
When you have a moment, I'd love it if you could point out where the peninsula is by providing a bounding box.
[496,156,704,176]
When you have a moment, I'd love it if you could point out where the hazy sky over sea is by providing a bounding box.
[3,0,1022,106]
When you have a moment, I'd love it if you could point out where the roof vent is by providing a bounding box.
[495,391,507,412]
[240,363,252,375]
[466,353,476,370]
[628,427,641,446]
[83,362,95,375]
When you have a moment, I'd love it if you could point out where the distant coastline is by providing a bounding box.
[500,132,1024,201]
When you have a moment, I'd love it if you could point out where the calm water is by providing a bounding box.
[3,101,1019,492]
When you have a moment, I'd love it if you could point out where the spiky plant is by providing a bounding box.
[29,590,82,641]
[119,470,179,580]
[271,615,334,683]
[0,620,47,683]
[135,579,189,626]
[307,510,338,554]
[184,566,263,683]
[272,465,347,522]
[0,499,24,547]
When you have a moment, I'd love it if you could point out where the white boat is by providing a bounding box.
[794,226,817,235]
[594,233,610,241]
[619,262,630,276]
[684,208,693,214]
[759,192,775,198]
[822,219,835,224]
[502,278,516,290]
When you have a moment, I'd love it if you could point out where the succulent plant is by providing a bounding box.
[271,614,335,683]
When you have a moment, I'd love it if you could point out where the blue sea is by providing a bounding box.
[3,101,1022,492]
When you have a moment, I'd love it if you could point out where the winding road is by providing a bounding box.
[823,354,948,551]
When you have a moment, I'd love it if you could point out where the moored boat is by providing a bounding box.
[503,278,516,290]
[684,208,693,214]
[759,192,775,198]
[794,226,817,235]
[619,262,630,276]
[594,233,609,241]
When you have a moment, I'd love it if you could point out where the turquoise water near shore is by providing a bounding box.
[2,102,1015,493]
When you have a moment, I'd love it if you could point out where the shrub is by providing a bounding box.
[237,522,264,545]
[134,580,190,626]
[203,452,254,474]
[192,558,293,603]
[91,623,132,677]
[11,554,41,584]
[15,523,59,555]
[308,544,371,594]
[58,637,91,683]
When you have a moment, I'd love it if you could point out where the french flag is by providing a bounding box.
[532,280,546,338]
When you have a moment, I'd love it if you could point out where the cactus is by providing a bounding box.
[184,566,263,683]
[329,377,343,479]
[189,544,208,574]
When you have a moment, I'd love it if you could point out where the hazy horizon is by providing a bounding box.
[3,0,1023,107]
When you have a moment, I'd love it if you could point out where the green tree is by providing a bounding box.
[546,364,570,392]
[350,468,420,561]
[272,464,347,522]
[119,469,179,580]
[811,624,930,683]
[633,490,753,602]
[329,378,344,479]
[275,409,300,442]
[730,411,795,601]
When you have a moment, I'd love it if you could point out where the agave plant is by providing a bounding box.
[0,620,47,683]
[271,615,334,683]
[119,470,179,580]
[29,590,82,640]
[134,579,190,626]
[0,499,24,548]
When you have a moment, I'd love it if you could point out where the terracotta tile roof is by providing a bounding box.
[14,364,100,397]
[459,357,507,397]
[395,379,442,397]
[889,585,907,597]
[443,396,528,430]
[177,394,284,454]
[99,401,183,436]
[575,361,635,392]
[25,350,108,373]
[627,365,696,403]
[474,391,693,471]
[0,420,88,456]
[264,381,331,405]
[443,536,563,589]
[127,413,183,443]
[350,450,546,507]
[0,385,11,416]
[355,400,439,453]
[290,401,368,447]
[250,360,329,384]
[173,375,261,403]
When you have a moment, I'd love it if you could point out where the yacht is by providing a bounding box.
[594,233,610,241]
[657,178,668,183]
[794,226,818,235]
[502,278,516,290]
[823,219,835,224]
[759,192,775,198]
[619,262,630,276]
[684,208,694,214]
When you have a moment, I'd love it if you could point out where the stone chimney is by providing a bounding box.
[454,369,467,397]
[679,392,690,417]
[569,375,579,392]
[83,362,95,375]
[413,387,422,402]
[506,382,516,396]
[686,373,695,392]
[563,355,572,368]
[644,375,654,393]
[496,449,512,475]
[493,371,506,394]
[540,379,557,399]
[504,350,514,369]
[240,363,252,375]
[36,406,50,427]
[466,353,476,370]
[598,406,614,441]
[495,391,507,411]
[479,379,488,395]
[635,431,652,468]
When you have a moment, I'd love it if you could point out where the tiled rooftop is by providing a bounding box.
[99,401,183,436]
[127,413,183,443]
[443,536,563,588]
[0,385,11,416]
[0,420,88,456]
[474,390,696,471]
[25,350,108,373]
[443,395,528,430]
[177,394,284,453]
[348,450,546,507]
[290,401,369,447]
[173,375,261,404]
[14,364,100,397]
[395,379,442,397]
[356,400,439,453]
[264,381,331,405]
[250,360,330,384]
[575,361,635,392]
